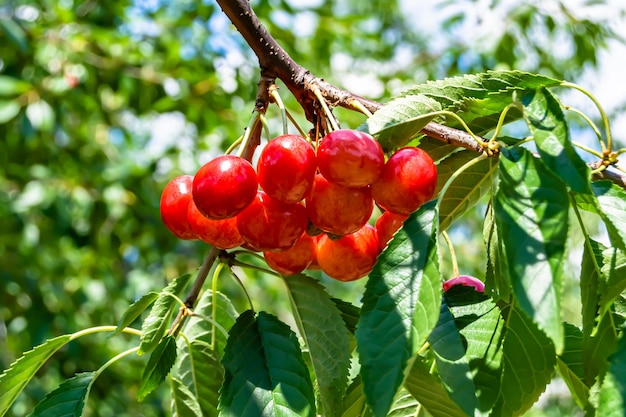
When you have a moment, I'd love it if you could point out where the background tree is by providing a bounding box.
[1,0,625,416]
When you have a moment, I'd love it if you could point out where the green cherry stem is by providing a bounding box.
[441,230,459,277]
[237,111,262,158]
[564,105,605,151]
[227,266,256,312]
[93,346,141,380]
[312,85,340,132]
[435,153,488,214]
[269,85,289,135]
[488,103,517,144]
[285,108,309,138]
[210,261,225,350]
[572,141,604,159]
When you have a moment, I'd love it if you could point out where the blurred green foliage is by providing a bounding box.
[0,0,624,415]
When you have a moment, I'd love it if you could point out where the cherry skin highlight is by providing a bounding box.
[257,134,316,203]
[317,129,384,187]
[160,175,197,240]
[443,275,485,293]
[371,147,437,215]
[306,173,373,236]
[192,155,258,220]
[316,225,381,281]
[187,200,244,249]
[237,191,308,251]
[264,234,316,275]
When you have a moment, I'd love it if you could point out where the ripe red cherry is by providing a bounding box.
[264,234,316,275]
[237,191,308,251]
[160,175,197,240]
[371,147,437,215]
[257,134,316,203]
[317,129,384,187]
[443,275,485,293]
[316,225,381,281]
[192,155,258,219]
[306,173,373,236]
[375,211,409,249]
[187,200,243,249]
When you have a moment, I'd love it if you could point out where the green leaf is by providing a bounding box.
[0,335,72,417]
[593,181,626,252]
[483,202,511,301]
[139,273,191,355]
[170,377,203,417]
[0,18,30,53]
[599,248,626,320]
[331,298,360,335]
[0,76,31,96]
[446,286,505,413]
[356,200,441,417]
[493,305,556,416]
[596,324,626,417]
[435,151,498,230]
[341,376,371,417]
[174,340,223,417]
[284,274,351,417]
[495,147,568,353]
[556,323,589,410]
[520,88,591,194]
[28,372,95,417]
[415,136,464,163]
[180,290,238,354]
[219,310,316,417]
[137,335,178,401]
[428,298,477,415]
[387,387,419,417]
[109,292,159,338]
[403,356,467,417]
[0,99,21,123]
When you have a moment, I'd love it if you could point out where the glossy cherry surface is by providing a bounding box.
[160,175,197,240]
[192,155,258,219]
[237,191,308,251]
[264,234,316,275]
[257,134,316,203]
[306,173,373,236]
[443,275,485,292]
[375,211,408,249]
[317,129,384,187]
[371,147,437,215]
[187,200,243,249]
[316,225,380,281]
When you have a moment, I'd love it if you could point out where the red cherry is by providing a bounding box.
[317,129,384,187]
[160,175,197,240]
[371,147,437,215]
[443,275,485,293]
[237,191,308,251]
[264,234,316,275]
[187,200,244,249]
[192,155,258,219]
[375,211,409,249]
[316,225,380,281]
[306,173,373,236]
[257,134,317,203]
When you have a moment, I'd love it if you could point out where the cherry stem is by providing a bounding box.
[441,230,459,277]
[227,266,256,312]
[269,85,289,135]
[312,85,340,132]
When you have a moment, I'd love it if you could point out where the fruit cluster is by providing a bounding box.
[160,129,437,281]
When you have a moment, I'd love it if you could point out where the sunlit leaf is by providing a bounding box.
[170,376,203,417]
[0,76,31,96]
[495,147,568,353]
[556,323,589,410]
[387,387,419,417]
[356,201,441,417]
[596,324,626,417]
[29,372,95,417]
[483,202,511,301]
[219,310,316,417]
[0,99,20,123]
[0,335,72,417]
[284,274,351,417]
[109,292,159,338]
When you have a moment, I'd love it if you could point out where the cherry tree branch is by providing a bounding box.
[215,0,484,153]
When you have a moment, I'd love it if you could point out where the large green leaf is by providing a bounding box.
[493,306,556,416]
[139,273,192,355]
[387,387,419,417]
[109,291,159,338]
[556,323,589,410]
[219,310,316,417]
[435,150,498,230]
[428,299,477,416]
[495,147,568,352]
[137,335,178,401]
[403,356,467,417]
[483,202,511,301]
[356,201,441,417]
[174,340,223,417]
[446,286,505,413]
[596,324,626,417]
[284,274,351,417]
[0,335,72,417]
[28,372,95,417]
[170,376,203,417]
[520,88,591,194]
[599,247,626,320]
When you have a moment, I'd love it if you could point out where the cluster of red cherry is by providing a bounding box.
[160,129,437,281]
